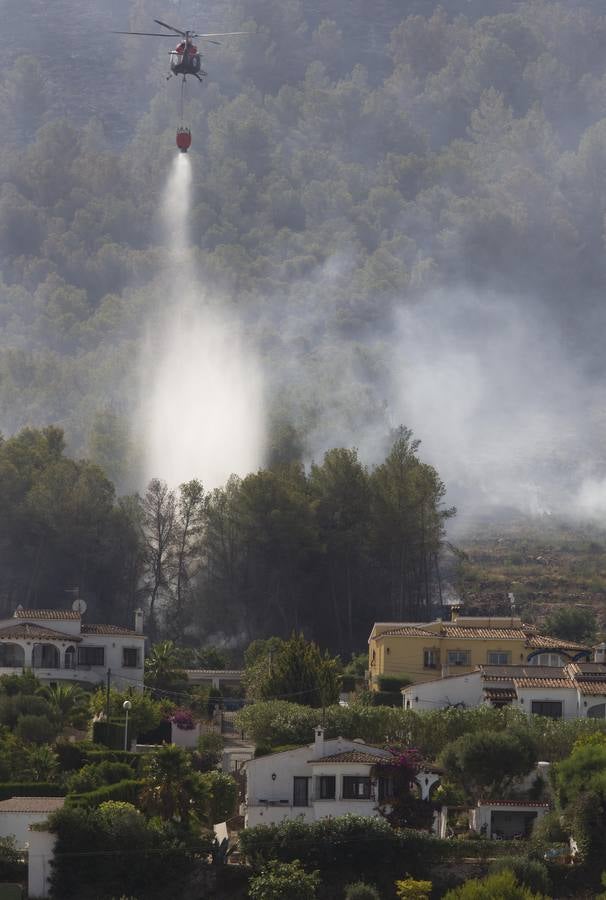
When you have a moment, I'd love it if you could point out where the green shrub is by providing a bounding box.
[92,720,126,749]
[248,860,320,900]
[0,835,27,882]
[254,743,272,758]
[66,761,135,794]
[442,869,547,899]
[344,882,381,899]
[340,675,357,692]
[371,690,403,707]
[377,675,412,691]
[489,858,550,895]
[84,750,139,769]
[46,801,205,899]
[192,731,225,772]
[15,714,58,743]
[55,740,98,772]
[0,782,66,800]
[66,779,143,809]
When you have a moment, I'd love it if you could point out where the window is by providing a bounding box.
[531,700,562,719]
[487,651,511,665]
[447,650,470,667]
[317,776,335,800]
[529,653,565,667]
[123,647,140,668]
[78,646,105,667]
[293,777,309,807]
[342,776,372,800]
[423,648,440,669]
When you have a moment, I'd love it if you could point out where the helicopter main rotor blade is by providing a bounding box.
[112,31,175,36]
[154,18,186,37]
[195,32,251,37]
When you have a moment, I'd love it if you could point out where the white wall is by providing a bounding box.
[0,811,53,847]
[27,828,56,899]
[513,687,578,720]
[245,737,391,827]
[402,672,484,711]
[171,721,202,748]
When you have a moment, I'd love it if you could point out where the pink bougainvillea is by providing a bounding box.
[170,708,195,730]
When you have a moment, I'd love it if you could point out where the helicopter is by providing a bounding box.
[113,18,249,151]
[113,18,249,83]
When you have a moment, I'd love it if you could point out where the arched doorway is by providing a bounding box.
[64,646,76,669]
[32,644,60,669]
[0,643,25,667]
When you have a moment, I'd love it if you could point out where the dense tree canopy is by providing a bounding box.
[2,0,606,500]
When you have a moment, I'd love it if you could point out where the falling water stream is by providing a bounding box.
[140,154,266,489]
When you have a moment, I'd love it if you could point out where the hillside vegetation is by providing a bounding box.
[2,0,606,481]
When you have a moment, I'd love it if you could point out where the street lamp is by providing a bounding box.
[123,700,132,751]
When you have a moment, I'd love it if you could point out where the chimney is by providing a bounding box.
[313,726,325,759]
[134,609,144,634]
[594,643,606,665]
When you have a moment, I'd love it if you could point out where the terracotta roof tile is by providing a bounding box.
[477,800,550,808]
[481,665,565,680]
[576,681,606,696]
[13,609,80,620]
[514,677,573,689]
[526,634,590,651]
[0,623,82,642]
[441,625,528,640]
[484,688,517,700]
[81,624,142,637]
[377,626,434,638]
[309,750,388,764]
[0,797,65,813]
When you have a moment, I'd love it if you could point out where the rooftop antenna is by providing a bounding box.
[66,587,87,616]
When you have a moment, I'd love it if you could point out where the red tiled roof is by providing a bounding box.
[81,624,142,637]
[484,688,517,701]
[441,625,528,640]
[309,750,388,764]
[13,609,80,620]
[477,800,550,808]
[0,797,65,813]
[526,634,590,651]
[514,677,573,689]
[0,623,82,642]
[576,681,606,696]
[377,626,435,638]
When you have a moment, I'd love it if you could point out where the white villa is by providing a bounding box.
[244,726,441,828]
[402,658,606,719]
[0,606,145,690]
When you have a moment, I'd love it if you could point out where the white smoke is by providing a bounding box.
[384,288,605,521]
[138,154,266,489]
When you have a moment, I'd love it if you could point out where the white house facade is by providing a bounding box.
[0,796,65,899]
[402,661,606,719]
[0,606,145,690]
[244,727,440,827]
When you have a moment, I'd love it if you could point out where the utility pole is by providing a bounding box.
[105,668,111,724]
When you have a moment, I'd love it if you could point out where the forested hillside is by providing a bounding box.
[0,425,451,653]
[2,0,606,511]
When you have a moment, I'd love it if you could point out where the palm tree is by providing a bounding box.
[38,682,90,729]
[144,641,187,693]
[140,744,207,823]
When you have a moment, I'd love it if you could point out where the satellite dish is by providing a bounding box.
[72,597,87,615]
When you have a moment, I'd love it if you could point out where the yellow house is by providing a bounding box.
[368,612,591,688]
